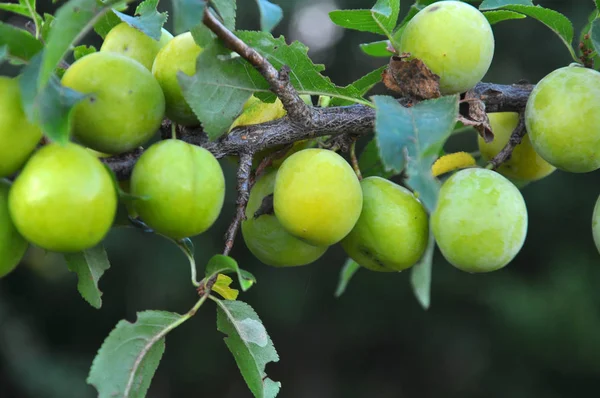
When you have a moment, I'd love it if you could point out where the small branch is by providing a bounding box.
[224,152,253,256]
[349,139,362,180]
[487,112,527,169]
[202,9,312,124]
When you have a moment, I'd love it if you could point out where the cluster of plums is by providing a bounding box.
[3,1,600,279]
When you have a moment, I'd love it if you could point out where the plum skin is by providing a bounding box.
[525,66,600,173]
[274,148,363,246]
[341,177,429,272]
[0,182,28,277]
[431,168,528,273]
[398,1,494,95]
[242,170,327,267]
[130,139,225,239]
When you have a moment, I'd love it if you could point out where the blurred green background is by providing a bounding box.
[2,0,600,397]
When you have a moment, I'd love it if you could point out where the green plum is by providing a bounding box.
[130,139,225,239]
[341,177,428,272]
[0,77,42,177]
[398,1,494,94]
[152,32,203,125]
[0,181,28,277]
[274,148,363,246]
[242,170,327,267]
[431,168,528,273]
[9,143,117,252]
[525,65,600,173]
[100,22,173,70]
[479,112,556,182]
[62,52,165,154]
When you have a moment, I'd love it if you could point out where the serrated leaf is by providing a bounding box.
[215,299,281,398]
[334,258,361,298]
[359,40,392,57]
[479,0,533,9]
[329,0,399,36]
[113,0,167,41]
[0,22,43,62]
[212,0,236,31]
[180,31,372,140]
[358,139,394,179]
[88,310,182,398]
[483,10,526,24]
[73,44,97,60]
[213,274,240,300]
[172,0,206,34]
[40,0,122,88]
[205,254,256,292]
[93,10,121,38]
[372,95,459,211]
[255,0,283,32]
[410,231,435,310]
[64,245,111,309]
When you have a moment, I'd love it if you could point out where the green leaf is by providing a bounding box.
[0,22,43,62]
[73,44,97,60]
[113,0,167,41]
[359,40,392,57]
[255,0,283,32]
[213,274,240,300]
[88,310,182,398]
[329,0,400,36]
[483,10,526,24]
[372,95,459,211]
[205,254,256,292]
[215,299,281,398]
[190,23,215,47]
[212,0,236,31]
[0,45,7,66]
[334,258,361,298]
[591,18,600,56]
[172,0,206,34]
[41,13,55,42]
[64,245,111,309]
[40,0,122,88]
[358,139,394,179]
[93,10,121,38]
[410,231,435,310]
[180,32,372,140]
[330,65,386,107]
[479,0,533,9]
[597,0,600,11]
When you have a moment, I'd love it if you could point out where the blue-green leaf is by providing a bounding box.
[334,258,361,298]
[212,0,236,31]
[359,40,392,57]
[0,22,43,63]
[255,0,283,32]
[358,139,394,179]
[0,45,7,66]
[215,299,281,398]
[64,245,111,309]
[172,0,206,34]
[205,254,256,292]
[88,310,182,398]
[329,0,399,36]
[483,10,526,24]
[372,95,459,211]
[113,0,167,41]
[479,0,533,9]
[591,18,600,55]
[410,231,435,310]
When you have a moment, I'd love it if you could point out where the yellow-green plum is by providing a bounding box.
[9,143,117,252]
[593,194,600,254]
[100,22,173,70]
[274,148,363,246]
[479,112,556,182]
[62,52,165,154]
[0,181,28,277]
[431,168,527,273]
[242,170,327,267]
[341,177,428,272]
[525,65,600,173]
[0,77,42,177]
[152,32,202,125]
[130,139,225,239]
[398,1,494,94]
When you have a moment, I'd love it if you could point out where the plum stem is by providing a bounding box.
[487,112,527,170]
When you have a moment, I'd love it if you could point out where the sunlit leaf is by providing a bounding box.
[204,254,256,292]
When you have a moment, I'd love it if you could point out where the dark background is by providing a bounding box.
[2,1,600,397]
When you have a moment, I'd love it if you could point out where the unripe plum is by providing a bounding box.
[0,181,28,277]
[62,52,165,154]
[152,32,202,125]
[0,77,42,177]
[274,148,363,246]
[431,168,527,273]
[9,143,117,253]
[341,177,428,272]
[525,65,600,173]
[100,22,173,70]
[479,112,556,182]
[398,1,494,94]
[242,170,327,267]
[130,139,225,239]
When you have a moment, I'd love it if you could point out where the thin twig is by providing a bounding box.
[487,112,527,169]
[349,139,362,180]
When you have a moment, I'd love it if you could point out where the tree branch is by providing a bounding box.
[487,112,527,170]
[223,152,253,256]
